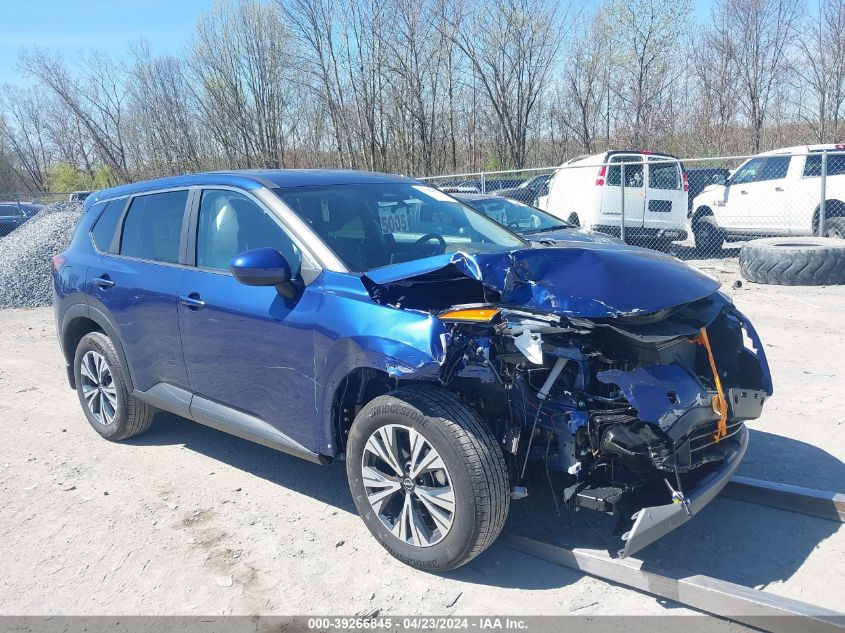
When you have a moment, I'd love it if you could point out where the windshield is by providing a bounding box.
[277,183,526,271]
[465,197,570,234]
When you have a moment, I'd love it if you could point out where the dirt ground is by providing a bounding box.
[0,265,843,620]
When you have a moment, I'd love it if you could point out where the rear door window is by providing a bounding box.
[119,190,188,264]
[803,153,845,177]
[648,159,680,189]
[606,155,644,187]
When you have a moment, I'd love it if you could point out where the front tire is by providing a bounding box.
[346,385,509,571]
[693,214,724,254]
[73,332,155,441]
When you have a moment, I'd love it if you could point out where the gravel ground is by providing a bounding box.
[0,265,843,621]
[0,202,82,309]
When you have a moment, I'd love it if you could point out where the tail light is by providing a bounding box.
[682,172,689,192]
[835,144,845,150]
[595,166,607,186]
[50,254,66,273]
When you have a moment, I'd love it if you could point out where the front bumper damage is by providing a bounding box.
[619,424,748,558]
[359,245,772,558]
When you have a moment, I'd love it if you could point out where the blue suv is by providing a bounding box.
[53,170,772,570]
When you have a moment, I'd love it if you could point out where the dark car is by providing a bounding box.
[53,169,772,571]
[685,168,731,213]
[0,202,43,237]
[448,177,526,193]
[489,172,553,205]
[454,192,621,245]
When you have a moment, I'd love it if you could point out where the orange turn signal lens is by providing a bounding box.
[438,308,500,322]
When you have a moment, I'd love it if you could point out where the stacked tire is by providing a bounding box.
[739,237,845,286]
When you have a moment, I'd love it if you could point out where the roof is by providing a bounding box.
[761,144,845,156]
[562,149,679,167]
[89,169,416,204]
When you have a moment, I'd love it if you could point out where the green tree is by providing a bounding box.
[45,161,112,192]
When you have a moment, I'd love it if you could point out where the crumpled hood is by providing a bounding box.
[363,243,720,318]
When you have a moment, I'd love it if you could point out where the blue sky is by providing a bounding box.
[0,0,783,86]
[0,0,214,85]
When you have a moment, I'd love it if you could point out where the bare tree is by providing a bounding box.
[690,6,740,154]
[793,0,845,142]
[715,0,803,152]
[446,0,568,168]
[559,12,613,153]
[603,0,690,148]
[189,0,297,169]
[128,43,203,175]
[19,49,130,180]
[0,87,52,190]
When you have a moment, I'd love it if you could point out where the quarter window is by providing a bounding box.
[91,199,125,252]
[119,190,188,263]
[196,189,302,274]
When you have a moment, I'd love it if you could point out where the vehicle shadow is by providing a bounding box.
[127,412,358,514]
[129,414,842,595]
[670,245,742,261]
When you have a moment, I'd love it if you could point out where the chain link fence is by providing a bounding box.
[0,192,82,238]
[418,148,845,265]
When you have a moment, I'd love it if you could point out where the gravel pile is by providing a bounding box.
[0,201,83,309]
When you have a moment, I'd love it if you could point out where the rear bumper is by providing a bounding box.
[618,423,749,558]
[593,225,688,241]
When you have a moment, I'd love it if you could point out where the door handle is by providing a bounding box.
[775,187,784,192]
[739,190,748,195]
[179,294,206,310]
[93,276,115,288]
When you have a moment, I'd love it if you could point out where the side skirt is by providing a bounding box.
[133,383,329,465]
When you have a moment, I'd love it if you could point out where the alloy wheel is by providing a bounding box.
[361,423,455,547]
[79,350,118,426]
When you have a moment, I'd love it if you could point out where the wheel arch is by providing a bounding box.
[691,205,715,227]
[330,366,397,457]
[812,199,845,233]
[61,304,134,391]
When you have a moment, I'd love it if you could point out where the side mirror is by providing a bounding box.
[229,247,298,299]
[714,174,728,186]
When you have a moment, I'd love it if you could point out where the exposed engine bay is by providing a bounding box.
[360,248,773,557]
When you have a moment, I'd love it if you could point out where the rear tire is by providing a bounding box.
[73,332,155,441]
[822,217,845,239]
[345,384,509,571]
[693,214,723,254]
[739,237,845,285]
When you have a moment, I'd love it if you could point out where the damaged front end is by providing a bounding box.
[363,247,773,558]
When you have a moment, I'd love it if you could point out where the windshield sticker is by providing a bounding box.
[378,205,410,233]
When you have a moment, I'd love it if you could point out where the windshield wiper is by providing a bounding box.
[523,225,571,234]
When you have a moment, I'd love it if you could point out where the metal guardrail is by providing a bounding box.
[503,476,845,632]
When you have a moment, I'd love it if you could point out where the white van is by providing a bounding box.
[538,151,688,246]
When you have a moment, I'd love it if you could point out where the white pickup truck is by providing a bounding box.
[690,144,845,251]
